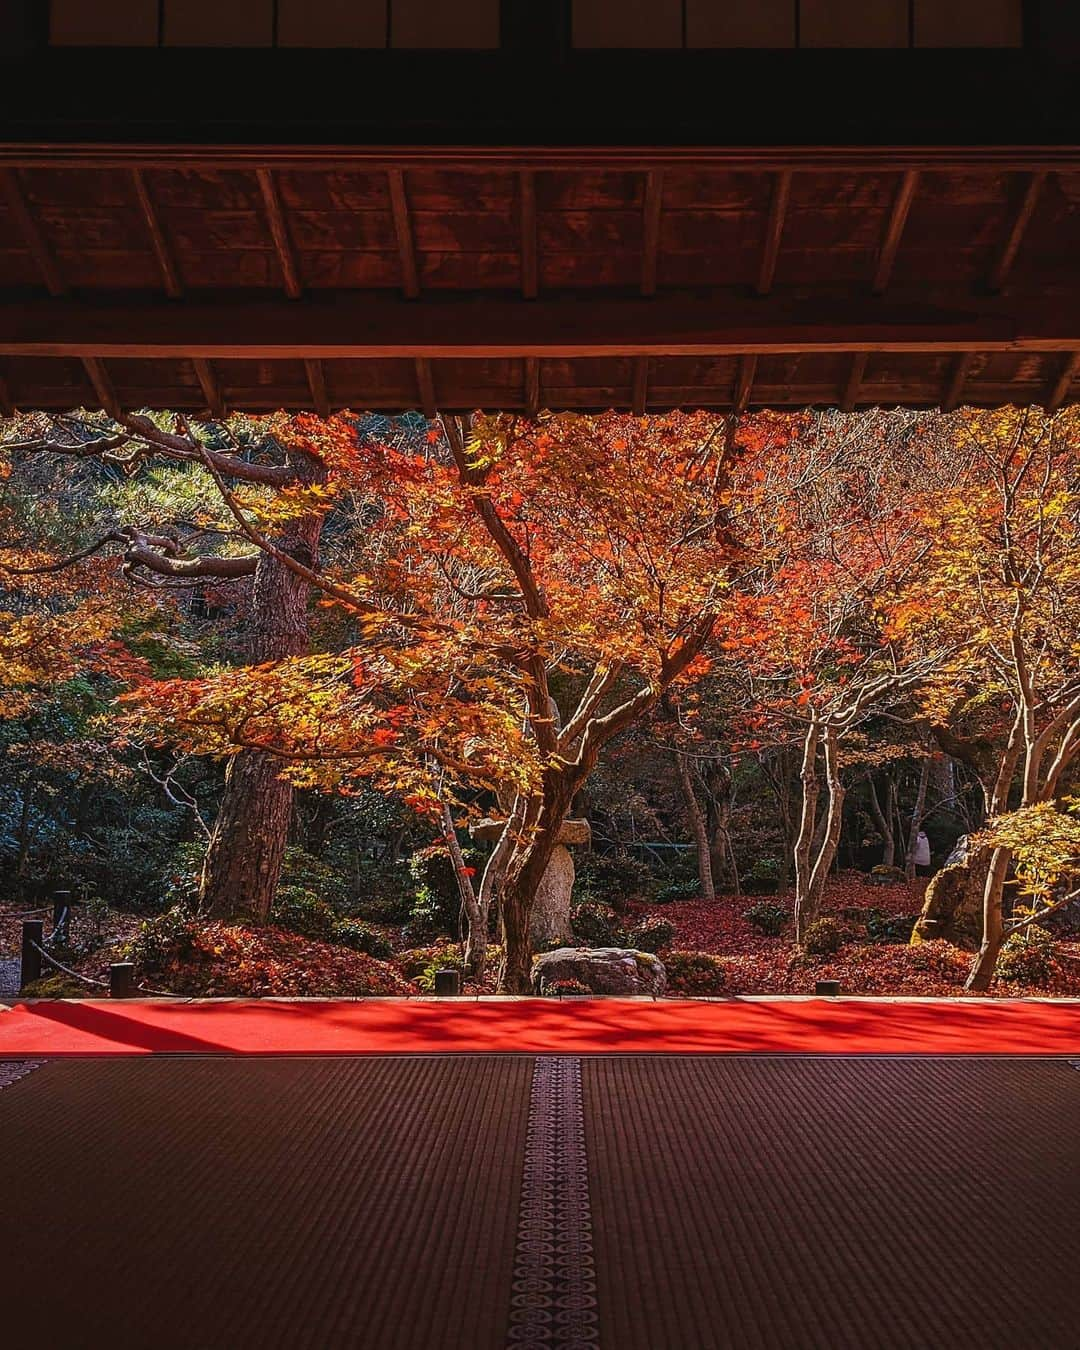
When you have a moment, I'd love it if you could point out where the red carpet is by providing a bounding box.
[0,996,1078,1057]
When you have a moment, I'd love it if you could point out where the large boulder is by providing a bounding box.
[532,947,666,996]
[912,834,988,948]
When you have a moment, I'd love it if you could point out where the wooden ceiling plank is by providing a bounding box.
[131,168,183,299]
[1047,351,1080,413]
[81,356,119,418]
[5,292,1079,359]
[519,170,538,300]
[841,352,868,411]
[757,169,791,297]
[641,169,664,297]
[388,169,421,300]
[942,351,976,412]
[734,355,757,412]
[305,358,330,417]
[524,356,540,417]
[415,357,437,418]
[193,358,226,417]
[0,168,67,297]
[872,169,919,295]
[257,168,302,300]
[631,356,648,415]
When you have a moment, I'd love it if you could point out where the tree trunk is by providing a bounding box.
[793,718,821,943]
[965,845,1010,991]
[675,751,715,901]
[498,783,574,993]
[804,725,845,927]
[866,773,895,867]
[441,800,487,980]
[903,756,931,880]
[201,502,323,924]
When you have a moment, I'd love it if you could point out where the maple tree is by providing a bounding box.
[900,407,1080,988]
[109,408,807,990]
[0,409,356,924]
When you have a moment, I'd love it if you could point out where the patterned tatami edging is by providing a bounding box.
[0,1060,43,1091]
[508,1057,598,1348]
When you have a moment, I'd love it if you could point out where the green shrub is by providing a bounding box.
[570,900,620,946]
[628,915,676,953]
[575,852,652,910]
[349,890,413,926]
[744,902,787,937]
[280,846,349,909]
[665,950,728,996]
[867,912,918,945]
[651,878,701,905]
[334,920,392,959]
[997,925,1058,987]
[271,886,338,941]
[803,916,844,956]
[126,908,198,973]
[416,950,465,992]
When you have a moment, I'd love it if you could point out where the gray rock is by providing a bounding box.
[532,947,666,996]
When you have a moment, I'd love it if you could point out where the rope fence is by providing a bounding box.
[20,919,174,999]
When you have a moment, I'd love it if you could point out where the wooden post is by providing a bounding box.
[20,919,43,988]
[433,968,460,996]
[109,963,135,998]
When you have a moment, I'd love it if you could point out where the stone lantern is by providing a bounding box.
[470,817,591,946]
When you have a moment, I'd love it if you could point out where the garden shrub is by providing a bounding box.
[665,950,728,996]
[628,915,676,953]
[651,878,701,905]
[271,886,338,941]
[743,857,782,893]
[867,911,918,945]
[416,950,466,992]
[542,977,592,997]
[570,900,620,946]
[743,901,788,937]
[280,846,349,908]
[405,844,477,939]
[574,852,652,910]
[997,925,1058,987]
[334,920,393,959]
[126,907,199,974]
[803,916,844,955]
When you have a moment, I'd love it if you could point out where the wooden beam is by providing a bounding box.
[519,170,538,300]
[641,170,664,298]
[841,353,868,411]
[987,171,1046,293]
[81,357,119,418]
[0,168,66,297]
[131,169,182,299]
[524,356,540,417]
[415,357,437,418]
[734,355,757,412]
[1047,351,1080,413]
[872,169,919,295]
[5,148,1080,175]
[257,168,302,300]
[193,358,225,417]
[305,358,330,417]
[757,170,791,297]
[4,292,1079,360]
[632,356,648,415]
[942,351,976,412]
[0,367,13,417]
[388,169,420,300]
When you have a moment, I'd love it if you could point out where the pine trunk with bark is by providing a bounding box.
[201,497,324,924]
